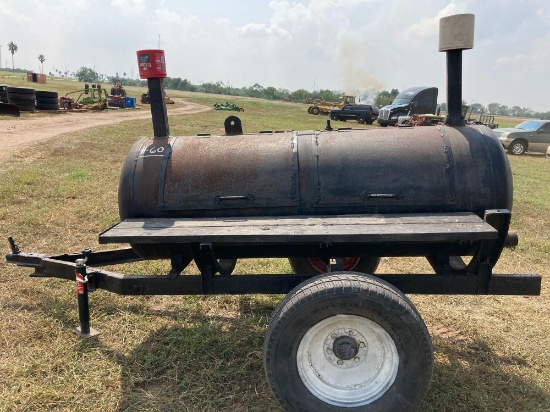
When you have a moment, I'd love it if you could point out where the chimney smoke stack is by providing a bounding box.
[439,14,475,126]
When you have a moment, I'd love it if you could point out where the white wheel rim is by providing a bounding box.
[297,314,399,407]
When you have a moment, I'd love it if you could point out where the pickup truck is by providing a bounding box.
[329,104,379,124]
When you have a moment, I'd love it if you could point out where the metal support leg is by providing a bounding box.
[191,243,218,294]
[167,254,191,279]
[201,264,214,294]
[329,258,344,272]
[74,259,99,338]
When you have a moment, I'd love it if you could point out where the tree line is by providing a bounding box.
[62,65,550,120]
[4,40,548,119]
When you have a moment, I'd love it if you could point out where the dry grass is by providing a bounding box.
[0,97,549,412]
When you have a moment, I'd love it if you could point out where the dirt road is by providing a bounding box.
[0,99,211,162]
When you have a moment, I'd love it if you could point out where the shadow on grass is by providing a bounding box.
[418,338,550,411]
[20,289,550,412]
[71,296,281,412]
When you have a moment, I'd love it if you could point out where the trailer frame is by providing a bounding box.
[5,209,541,337]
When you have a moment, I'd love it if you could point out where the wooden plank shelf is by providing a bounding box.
[99,212,497,245]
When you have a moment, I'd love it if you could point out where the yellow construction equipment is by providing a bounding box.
[307,95,356,115]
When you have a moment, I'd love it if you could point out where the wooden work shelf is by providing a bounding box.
[99,212,497,245]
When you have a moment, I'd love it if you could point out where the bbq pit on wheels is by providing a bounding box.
[5,14,541,412]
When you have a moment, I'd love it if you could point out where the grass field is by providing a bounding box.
[0,79,549,411]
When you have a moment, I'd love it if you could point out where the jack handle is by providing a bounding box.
[8,237,20,254]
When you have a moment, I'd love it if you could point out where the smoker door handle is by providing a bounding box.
[361,192,404,200]
[215,194,255,203]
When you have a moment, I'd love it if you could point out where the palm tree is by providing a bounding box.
[38,54,46,74]
[8,41,17,73]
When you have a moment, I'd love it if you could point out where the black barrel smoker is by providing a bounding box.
[5,14,541,412]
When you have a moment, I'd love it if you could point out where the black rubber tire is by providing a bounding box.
[426,254,477,275]
[357,115,366,124]
[311,106,320,115]
[308,106,313,114]
[8,98,36,107]
[36,103,60,111]
[129,243,237,275]
[289,257,380,275]
[508,140,526,155]
[36,97,59,105]
[8,92,36,102]
[330,113,339,121]
[239,108,244,112]
[13,104,35,112]
[7,86,35,94]
[264,273,433,412]
[218,258,237,276]
[367,120,374,124]
[35,91,58,99]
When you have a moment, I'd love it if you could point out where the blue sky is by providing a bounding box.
[1,0,549,111]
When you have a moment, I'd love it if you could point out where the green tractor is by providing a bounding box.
[214,102,244,112]
[61,84,109,109]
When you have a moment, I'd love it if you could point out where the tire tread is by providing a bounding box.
[264,273,433,412]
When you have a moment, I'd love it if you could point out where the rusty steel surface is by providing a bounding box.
[119,124,511,221]
[117,122,512,262]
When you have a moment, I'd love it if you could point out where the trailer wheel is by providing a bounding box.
[289,257,380,275]
[311,106,320,115]
[264,273,433,411]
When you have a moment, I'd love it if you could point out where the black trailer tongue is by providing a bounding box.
[0,102,21,117]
